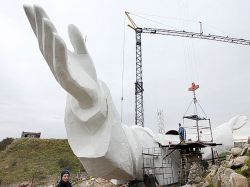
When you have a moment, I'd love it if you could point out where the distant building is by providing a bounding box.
[21,131,41,138]
[234,138,248,148]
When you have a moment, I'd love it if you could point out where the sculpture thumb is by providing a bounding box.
[68,24,88,54]
[23,5,37,36]
[228,115,248,131]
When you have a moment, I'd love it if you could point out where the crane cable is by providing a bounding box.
[129,12,178,30]
[177,1,194,85]
[120,15,127,123]
[130,10,201,85]
[130,10,204,86]
[179,1,203,118]
[181,1,200,90]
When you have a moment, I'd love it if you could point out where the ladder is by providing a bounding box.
[179,154,188,185]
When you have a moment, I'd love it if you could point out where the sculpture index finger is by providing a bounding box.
[53,33,95,107]
[34,5,50,53]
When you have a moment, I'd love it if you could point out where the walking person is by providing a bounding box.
[144,170,159,187]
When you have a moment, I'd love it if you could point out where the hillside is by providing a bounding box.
[0,138,84,186]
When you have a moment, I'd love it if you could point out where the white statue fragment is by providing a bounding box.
[204,115,248,157]
[23,4,162,181]
[23,5,248,185]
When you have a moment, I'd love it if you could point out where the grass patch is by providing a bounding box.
[218,151,230,161]
[246,157,250,166]
[208,183,215,187]
[0,138,84,185]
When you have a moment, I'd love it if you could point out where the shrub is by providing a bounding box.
[0,138,14,152]
[57,158,73,170]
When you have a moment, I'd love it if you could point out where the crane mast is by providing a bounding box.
[125,12,250,127]
[135,28,144,126]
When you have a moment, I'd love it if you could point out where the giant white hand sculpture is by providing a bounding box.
[23,5,248,183]
[23,5,160,180]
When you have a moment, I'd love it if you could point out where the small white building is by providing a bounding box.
[21,131,41,138]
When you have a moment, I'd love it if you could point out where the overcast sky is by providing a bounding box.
[0,0,250,140]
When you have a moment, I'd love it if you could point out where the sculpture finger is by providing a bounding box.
[23,5,37,36]
[68,24,98,81]
[232,115,248,131]
[53,33,95,107]
[53,33,68,86]
[68,24,88,54]
[43,18,58,78]
[34,5,49,53]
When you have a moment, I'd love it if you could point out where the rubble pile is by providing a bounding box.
[187,162,204,185]
[203,143,250,187]
[183,142,250,187]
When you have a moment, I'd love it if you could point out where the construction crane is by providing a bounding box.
[125,12,250,127]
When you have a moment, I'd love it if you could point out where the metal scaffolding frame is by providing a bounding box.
[142,147,175,185]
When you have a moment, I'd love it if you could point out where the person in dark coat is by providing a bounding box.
[144,170,159,187]
[56,170,72,187]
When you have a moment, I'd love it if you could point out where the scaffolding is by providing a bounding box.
[182,83,213,142]
[142,147,176,186]
[141,83,222,186]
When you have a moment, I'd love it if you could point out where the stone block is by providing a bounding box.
[224,168,234,177]
[231,147,242,157]
[229,172,248,187]
[221,174,230,187]
[234,156,249,164]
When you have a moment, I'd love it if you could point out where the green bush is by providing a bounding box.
[0,138,14,152]
[58,158,73,170]
[218,151,230,160]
